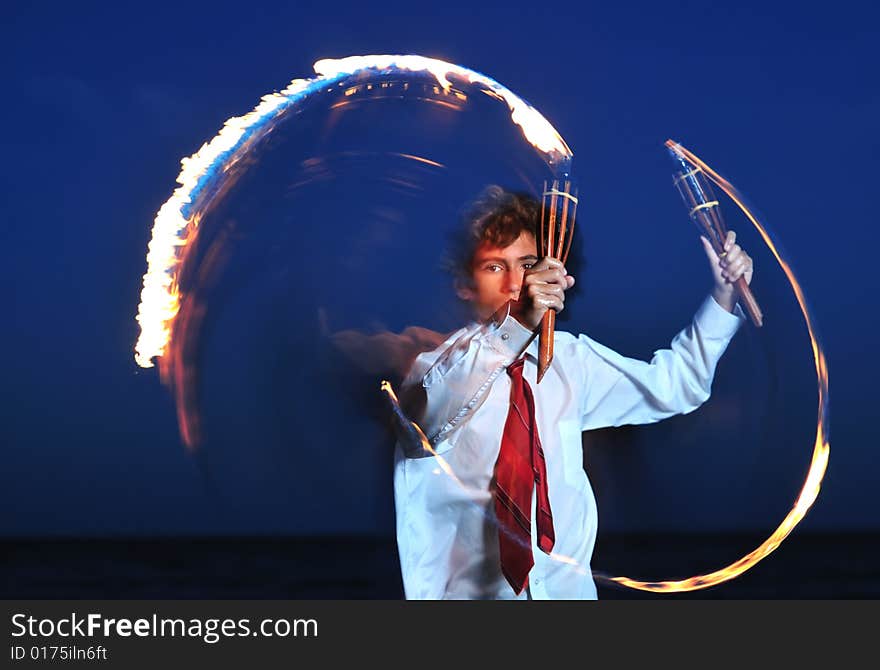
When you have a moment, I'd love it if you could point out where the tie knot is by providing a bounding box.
[507,357,526,378]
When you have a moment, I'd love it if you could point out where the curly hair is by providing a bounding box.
[444,185,540,281]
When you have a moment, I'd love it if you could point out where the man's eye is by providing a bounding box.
[485,264,502,272]
[523,263,534,270]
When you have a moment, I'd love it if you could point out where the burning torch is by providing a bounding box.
[667,140,763,327]
[536,174,578,383]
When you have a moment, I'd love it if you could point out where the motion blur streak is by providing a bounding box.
[593,142,830,593]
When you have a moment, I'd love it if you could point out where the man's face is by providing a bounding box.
[458,231,538,320]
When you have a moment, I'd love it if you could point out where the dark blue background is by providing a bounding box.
[2,0,875,541]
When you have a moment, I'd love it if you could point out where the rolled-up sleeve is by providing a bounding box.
[578,295,746,431]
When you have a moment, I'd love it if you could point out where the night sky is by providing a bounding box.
[2,0,876,540]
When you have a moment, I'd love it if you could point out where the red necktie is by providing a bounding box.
[493,357,555,595]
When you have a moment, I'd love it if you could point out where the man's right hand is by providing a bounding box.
[511,257,575,330]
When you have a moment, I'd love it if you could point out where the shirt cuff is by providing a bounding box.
[485,302,535,358]
[695,294,747,340]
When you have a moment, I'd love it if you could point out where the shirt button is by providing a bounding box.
[501,333,510,341]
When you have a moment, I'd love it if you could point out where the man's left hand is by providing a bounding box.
[701,230,754,313]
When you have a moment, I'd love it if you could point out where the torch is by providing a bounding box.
[667,141,763,327]
[536,177,578,383]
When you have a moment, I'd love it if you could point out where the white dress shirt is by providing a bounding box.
[393,295,745,599]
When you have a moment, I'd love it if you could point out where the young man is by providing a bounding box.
[393,186,753,599]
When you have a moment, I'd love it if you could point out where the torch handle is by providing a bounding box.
[537,309,555,383]
[733,275,763,327]
[536,177,576,383]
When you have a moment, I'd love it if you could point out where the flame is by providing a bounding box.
[134,77,316,367]
[593,141,831,593]
[314,55,571,163]
[135,55,572,369]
